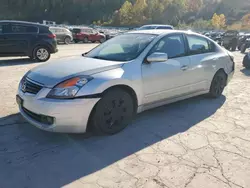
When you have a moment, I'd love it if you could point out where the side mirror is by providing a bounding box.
[146,52,168,63]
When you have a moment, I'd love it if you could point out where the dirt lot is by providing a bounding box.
[0,44,250,188]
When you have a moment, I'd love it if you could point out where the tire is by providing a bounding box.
[231,43,237,51]
[241,44,247,53]
[238,44,242,51]
[64,36,71,45]
[208,71,227,98]
[231,39,237,51]
[34,46,51,62]
[243,54,250,69]
[99,38,106,43]
[89,88,135,135]
[83,37,89,43]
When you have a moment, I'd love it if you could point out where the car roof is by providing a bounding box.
[0,20,48,28]
[128,29,196,36]
[141,24,173,27]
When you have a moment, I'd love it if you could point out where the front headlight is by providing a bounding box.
[47,76,93,99]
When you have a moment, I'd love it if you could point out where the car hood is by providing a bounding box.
[27,56,124,88]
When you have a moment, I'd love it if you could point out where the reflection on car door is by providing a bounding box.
[185,34,217,91]
[55,28,64,42]
[5,24,37,54]
[142,34,194,105]
[0,23,12,55]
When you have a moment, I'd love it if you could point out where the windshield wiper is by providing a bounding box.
[92,56,109,60]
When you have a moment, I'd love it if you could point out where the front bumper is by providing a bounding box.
[17,88,100,133]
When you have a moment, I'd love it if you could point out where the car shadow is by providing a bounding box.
[241,68,250,76]
[0,95,226,188]
[0,58,40,67]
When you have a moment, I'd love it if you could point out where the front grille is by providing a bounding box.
[22,107,54,126]
[23,78,43,94]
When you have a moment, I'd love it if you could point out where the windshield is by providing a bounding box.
[138,26,157,30]
[224,31,238,37]
[86,34,156,61]
[72,28,81,33]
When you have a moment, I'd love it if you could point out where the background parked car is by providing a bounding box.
[137,24,174,30]
[0,20,57,62]
[49,27,73,44]
[222,30,239,51]
[238,34,250,53]
[72,27,106,43]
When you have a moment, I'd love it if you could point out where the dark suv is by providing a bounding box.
[222,30,239,51]
[238,34,250,53]
[49,27,73,44]
[0,20,58,62]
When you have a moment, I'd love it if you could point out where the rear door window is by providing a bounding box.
[10,24,38,33]
[186,35,211,55]
[0,24,11,34]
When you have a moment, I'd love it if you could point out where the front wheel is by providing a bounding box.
[208,71,227,98]
[89,88,135,135]
[99,38,106,43]
[34,47,51,62]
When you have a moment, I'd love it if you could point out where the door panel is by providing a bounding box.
[142,34,194,105]
[142,57,193,104]
[0,23,11,54]
[186,34,217,91]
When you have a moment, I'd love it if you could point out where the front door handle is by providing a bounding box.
[181,65,188,71]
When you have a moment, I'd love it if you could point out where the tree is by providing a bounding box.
[211,13,226,29]
[242,13,250,29]
[187,0,203,12]
[119,1,133,25]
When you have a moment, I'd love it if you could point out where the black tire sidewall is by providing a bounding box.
[209,71,227,98]
[241,44,247,53]
[90,88,134,135]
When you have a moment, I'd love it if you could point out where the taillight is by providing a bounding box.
[48,34,56,38]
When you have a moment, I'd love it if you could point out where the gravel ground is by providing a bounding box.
[0,44,250,188]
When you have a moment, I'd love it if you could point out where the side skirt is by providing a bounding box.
[137,90,209,113]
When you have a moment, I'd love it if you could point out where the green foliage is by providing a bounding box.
[0,0,248,29]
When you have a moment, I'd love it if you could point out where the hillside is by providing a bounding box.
[0,0,249,26]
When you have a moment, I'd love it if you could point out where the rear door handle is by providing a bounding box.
[181,65,188,71]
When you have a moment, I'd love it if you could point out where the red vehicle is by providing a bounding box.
[72,28,106,43]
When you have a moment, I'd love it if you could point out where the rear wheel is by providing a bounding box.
[241,44,247,53]
[64,36,71,44]
[83,37,89,43]
[34,46,51,62]
[89,88,135,135]
[208,71,227,98]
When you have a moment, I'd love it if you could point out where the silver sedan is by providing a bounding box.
[17,30,234,134]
